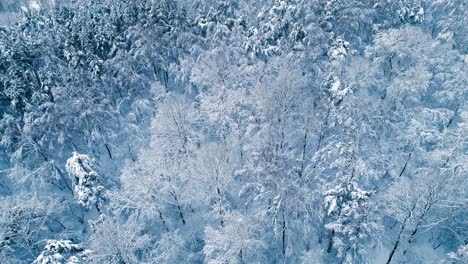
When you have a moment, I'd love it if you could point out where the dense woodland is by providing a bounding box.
[0,0,466,263]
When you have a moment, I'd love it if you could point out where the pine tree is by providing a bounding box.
[66,152,104,212]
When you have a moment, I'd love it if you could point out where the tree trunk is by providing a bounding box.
[217,186,224,227]
[401,202,432,258]
[386,201,417,264]
[282,211,287,256]
[299,127,308,178]
[169,190,186,225]
[327,230,335,253]
[398,151,412,177]
[105,144,113,160]
[158,210,170,232]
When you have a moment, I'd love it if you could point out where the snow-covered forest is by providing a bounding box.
[0,0,466,263]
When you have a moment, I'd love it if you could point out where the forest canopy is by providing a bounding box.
[0,0,466,263]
